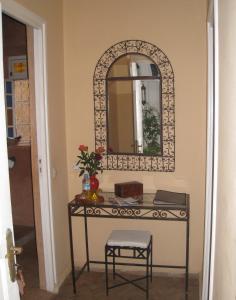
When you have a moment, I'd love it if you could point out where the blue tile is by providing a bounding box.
[5,81,12,94]
[6,95,12,107]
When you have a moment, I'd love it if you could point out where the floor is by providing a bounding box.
[16,226,199,300]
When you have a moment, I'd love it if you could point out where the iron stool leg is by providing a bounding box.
[105,245,109,296]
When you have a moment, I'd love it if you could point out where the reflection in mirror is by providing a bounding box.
[107,54,161,155]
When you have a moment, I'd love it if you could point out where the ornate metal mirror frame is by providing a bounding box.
[93,40,175,171]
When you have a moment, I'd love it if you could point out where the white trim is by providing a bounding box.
[1,0,57,293]
[0,6,21,299]
[209,0,219,298]
[202,1,220,299]
[33,26,57,292]
[202,17,214,300]
[207,0,214,22]
[1,0,43,28]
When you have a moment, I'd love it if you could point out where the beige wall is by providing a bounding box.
[213,0,236,298]
[13,0,70,287]
[64,0,207,274]
[2,0,208,292]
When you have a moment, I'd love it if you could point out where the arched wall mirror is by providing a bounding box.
[93,40,175,171]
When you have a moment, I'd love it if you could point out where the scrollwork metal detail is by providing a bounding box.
[152,209,187,220]
[93,40,175,172]
[111,207,142,217]
[70,205,187,221]
[86,207,101,216]
[153,210,168,219]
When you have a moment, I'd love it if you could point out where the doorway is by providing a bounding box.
[2,13,43,294]
[0,1,57,296]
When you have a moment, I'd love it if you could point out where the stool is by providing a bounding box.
[105,230,153,300]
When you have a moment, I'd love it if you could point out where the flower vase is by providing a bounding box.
[89,175,99,202]
[90,175,99,192]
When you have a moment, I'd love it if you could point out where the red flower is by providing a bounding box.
[76,145,104,176]
[79,144,88,152]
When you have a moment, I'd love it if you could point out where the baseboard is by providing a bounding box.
[53,265,72,293]
[88,264,200,280]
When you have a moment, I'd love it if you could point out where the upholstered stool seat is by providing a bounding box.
[105,230,153,300]
[107,230,151,248]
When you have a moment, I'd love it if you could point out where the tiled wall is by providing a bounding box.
[5,80,15,137]
[5,79,31,145]
[14,80,31,145]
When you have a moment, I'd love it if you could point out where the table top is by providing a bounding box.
[69,192,189,211]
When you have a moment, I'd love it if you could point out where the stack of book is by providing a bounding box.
[153,190,187,205]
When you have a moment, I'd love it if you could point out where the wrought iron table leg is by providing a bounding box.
[185,214,190,299]
[150,236,153,282]
[68,205,76,294]
[84,209,90,272]
[146,249,149,300]
[105,245,109,296]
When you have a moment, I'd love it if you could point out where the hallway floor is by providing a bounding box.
[17,230,199,300]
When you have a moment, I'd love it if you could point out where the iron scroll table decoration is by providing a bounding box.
[93,40,175,172]
[68,193,190,299]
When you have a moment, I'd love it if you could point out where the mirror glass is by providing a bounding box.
[107,54,162,155]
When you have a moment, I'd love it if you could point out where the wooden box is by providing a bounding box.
[114,181,143,198]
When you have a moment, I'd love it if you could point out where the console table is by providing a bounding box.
[68,192,190,298]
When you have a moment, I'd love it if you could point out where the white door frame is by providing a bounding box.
[0,6,20,299]
[202,0,219,299]
[208,0,219,298]
[1,0,57,293]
